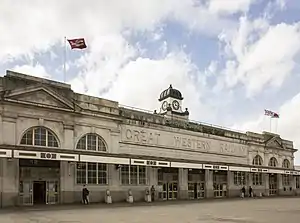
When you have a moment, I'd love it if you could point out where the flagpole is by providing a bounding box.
[269,117,272,132]
[63,36,67,82]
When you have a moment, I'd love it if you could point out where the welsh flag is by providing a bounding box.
[264,109,279,118]
[67,38,87,49]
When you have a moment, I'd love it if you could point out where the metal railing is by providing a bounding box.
[119,104,246,134]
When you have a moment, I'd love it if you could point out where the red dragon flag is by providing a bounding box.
[264,109,280,118]
[67,38,87,49]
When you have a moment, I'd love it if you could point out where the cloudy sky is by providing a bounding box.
[1,0,300,163]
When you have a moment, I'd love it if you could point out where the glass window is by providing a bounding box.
[76,134,107,152]
[296,176,300,189]
[282,174,290,186]
[76,162,107,185]
[269,157,277,167]
[20,127,59,147]
[282,159,290,169]
[252,155,263,166]
[234,172,246,186]
[252,173,263,186]
[120,165,147,185]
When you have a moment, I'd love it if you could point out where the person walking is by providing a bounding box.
[241,186,246,198]
[249,186,253,197]
[82,185,90,204]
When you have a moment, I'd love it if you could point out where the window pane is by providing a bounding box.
[76,163,86,184]
[76,136,86,150]
[87,134,97,151]
[47,132,58,147]
[98,138,106,151]
[34,127,47,146]
[121,165,130,185]
[87,163,97,184]
[130,166,138,185]
[98,163,107,184]
[20,130,33,145]
[138,166,146,185]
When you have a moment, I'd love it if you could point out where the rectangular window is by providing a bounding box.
[234,172,246,186]
[120,165,147,185]
[282,174,290,186]
[252,173,263,186]
[76,162,107,185]
[296,176,300,189]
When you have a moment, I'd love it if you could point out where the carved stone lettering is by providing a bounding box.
[174,136,210,152]
[220,143,246,155]
[125,128,160,145]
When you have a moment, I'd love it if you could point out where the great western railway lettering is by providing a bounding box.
[122,126,247,156]
[125,129,160,145]
[173,136,211,152]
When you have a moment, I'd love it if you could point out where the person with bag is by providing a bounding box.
[82,185,90,204]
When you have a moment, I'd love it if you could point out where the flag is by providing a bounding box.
[264,109,280,118]
[67,38,87,49]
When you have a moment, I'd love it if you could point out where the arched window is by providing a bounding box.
[252,155,263,166]
[282,159,290,169]
[20,126,59,147]
[76,133,107,152]
[269,157,278,167]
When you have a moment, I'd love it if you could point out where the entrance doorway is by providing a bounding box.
[33,181,46,204]
[213,171,227,198]
[188,169,205,199]
[269,174,278,195]
[160,182,178,200]
[19,159,60,206]
[158,168,179,200]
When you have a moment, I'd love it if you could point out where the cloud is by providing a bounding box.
[233,92,300,164]
[0,0,238,62]
[216,16,300,97]
[208,0,257,15]
[11,63,51,78]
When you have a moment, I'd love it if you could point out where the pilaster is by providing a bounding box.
[205,170,213,198]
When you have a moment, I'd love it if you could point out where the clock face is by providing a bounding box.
[172,100,180,110]
[162,101,168,111]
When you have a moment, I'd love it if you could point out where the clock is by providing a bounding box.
[172,100,179,110]
[162,101,168,111]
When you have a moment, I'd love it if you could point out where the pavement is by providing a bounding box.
[0,197,300,223]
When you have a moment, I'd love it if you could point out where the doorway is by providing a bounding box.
[33,181,46,204]
[213,171,227,198]
[160,182,178,200]
[269,174,278,195]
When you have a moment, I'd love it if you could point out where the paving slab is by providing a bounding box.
[0,198,300,223]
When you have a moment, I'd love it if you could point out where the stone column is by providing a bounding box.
[178,168,188,199]
[205,170,213,198]
[264,173,269,196]
[2,158,19,207]
[292,175,296,195]
[60,161,75,204]
[227,171,233,197]
[277,174,283,195]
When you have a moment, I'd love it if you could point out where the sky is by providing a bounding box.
[1,0,300,163]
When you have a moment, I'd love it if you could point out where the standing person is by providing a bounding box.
[151,185,155,202]
[241,186,246,198]
[82,185,90,204]
[249,186,253,197]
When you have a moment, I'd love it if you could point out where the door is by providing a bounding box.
[269,174,277,195]
[188,182,205,199]
[46,181,59,204]
[213,171,227,198]
[159,182,178,200]
[19,181,33,206]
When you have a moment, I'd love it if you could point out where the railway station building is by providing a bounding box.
[0,70,299,207]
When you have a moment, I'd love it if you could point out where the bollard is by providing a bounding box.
[127,189,133,203]
[105,189,112,204]
[145,188,151,202]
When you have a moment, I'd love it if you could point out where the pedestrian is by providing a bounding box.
[82,185,90,204]
[241,186,246,198]
[151,185,155,201]
[249,186,253,197]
